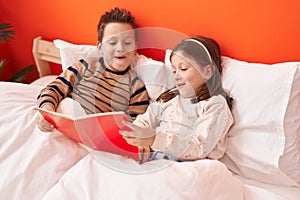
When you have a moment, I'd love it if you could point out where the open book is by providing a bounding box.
[38,108,139,161]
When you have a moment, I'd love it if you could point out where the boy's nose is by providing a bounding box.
[116,42,125,52]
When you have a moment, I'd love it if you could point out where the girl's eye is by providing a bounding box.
[180,63,191,71]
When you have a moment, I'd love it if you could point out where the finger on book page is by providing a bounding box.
[121,120,138,130]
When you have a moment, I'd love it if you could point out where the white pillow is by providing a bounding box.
[164,49,172,68]
[220,56,300,186]
[53,39,100,71]
[53,39,174,102]
[131,53,174,102]
[30,75,57,86]
[279,65,300,184]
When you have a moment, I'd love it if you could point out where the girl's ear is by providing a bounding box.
[203,64,214,80]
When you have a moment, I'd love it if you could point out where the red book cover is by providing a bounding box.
[38,108,139,161]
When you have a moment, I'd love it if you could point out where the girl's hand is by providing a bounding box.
[36,105,55,132]
[120,120,156,147]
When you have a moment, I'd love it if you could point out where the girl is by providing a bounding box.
[120,36,234,163]
[37,8,149,132]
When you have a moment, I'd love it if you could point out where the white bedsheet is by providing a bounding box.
[42,152,244,200]
[0,81,299,200]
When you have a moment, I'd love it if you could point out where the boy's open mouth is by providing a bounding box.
[115,56,126,59]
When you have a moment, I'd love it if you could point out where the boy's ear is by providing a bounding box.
[97,41,101,49]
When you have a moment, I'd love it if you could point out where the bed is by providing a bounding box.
[0,36,299,200]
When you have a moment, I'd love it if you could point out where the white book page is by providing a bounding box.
[56,98,87,118]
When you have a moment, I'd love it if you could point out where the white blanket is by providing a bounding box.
[0,82,298,200]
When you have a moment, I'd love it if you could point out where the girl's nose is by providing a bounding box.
[174,71,182,80]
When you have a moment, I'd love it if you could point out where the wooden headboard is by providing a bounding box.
[32,36,61,77]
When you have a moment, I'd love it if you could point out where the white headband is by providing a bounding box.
[184,38,213,65]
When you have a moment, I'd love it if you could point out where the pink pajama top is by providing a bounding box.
[133,95,234,161]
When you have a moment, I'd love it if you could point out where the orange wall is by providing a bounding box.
[1,0,300,82]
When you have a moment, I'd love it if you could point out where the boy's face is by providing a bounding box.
[99,23,136,71]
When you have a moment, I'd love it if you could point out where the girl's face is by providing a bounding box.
[99,23,136,71]
[171,50,207,98]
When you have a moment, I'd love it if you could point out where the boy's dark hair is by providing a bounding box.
[97,7,138,42]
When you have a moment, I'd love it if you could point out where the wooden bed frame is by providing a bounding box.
[32,36,61,77]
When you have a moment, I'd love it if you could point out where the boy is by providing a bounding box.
[37,7,149,132]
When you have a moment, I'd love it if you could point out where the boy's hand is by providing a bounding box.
[36,105,55,132]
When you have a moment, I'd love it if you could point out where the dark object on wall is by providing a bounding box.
[0,23,34,82]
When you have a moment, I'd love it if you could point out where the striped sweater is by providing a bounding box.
[37,57,149,120]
